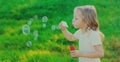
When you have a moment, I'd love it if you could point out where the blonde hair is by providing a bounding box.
[75,5,105,40]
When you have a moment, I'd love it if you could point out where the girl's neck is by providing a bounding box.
[80,27,91,33]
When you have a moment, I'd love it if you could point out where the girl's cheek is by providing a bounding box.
[78,21,82,26]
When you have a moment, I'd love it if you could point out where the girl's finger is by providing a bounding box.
[70,51,74,53]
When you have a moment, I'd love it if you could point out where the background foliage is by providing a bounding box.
[0,0,120,62]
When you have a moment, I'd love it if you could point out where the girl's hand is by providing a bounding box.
[70,50,80,58]
[59,21,68,31]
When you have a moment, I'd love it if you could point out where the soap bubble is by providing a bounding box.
[22,24,30,35]
[43,23,46,28]
[28,18,33,25]
[42,16,48,22]
[33,30,38,40]
[26,41,32,47]
[51,25,56,30]
[56,25,60,30]
[34,15,38,19]
[34,36,38,41]
[34,36,38,40]
[33,30,38,36]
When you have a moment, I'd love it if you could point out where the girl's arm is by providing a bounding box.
[71,45,104,58]
[62,29,77,41]
[59,21,77,41]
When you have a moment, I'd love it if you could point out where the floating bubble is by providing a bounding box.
[26,41,32,47]
[34,36,38,41]
[33,30,38,40]
[28,18,33,25]
[34,15,38,19]
[22,24,30,35]
[42,16,48,22]
[51,25,56,30]
[56,25,60,30]
[43,23,46,28]
[33,30,38,36]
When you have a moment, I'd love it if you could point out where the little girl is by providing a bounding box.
[59,5,104,62]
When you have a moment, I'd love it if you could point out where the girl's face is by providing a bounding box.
[72,9,85,29]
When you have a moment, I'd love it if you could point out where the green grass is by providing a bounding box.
[0,0,120,62]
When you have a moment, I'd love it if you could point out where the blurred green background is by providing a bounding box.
[0,0,120,62]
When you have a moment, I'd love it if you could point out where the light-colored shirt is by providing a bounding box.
[73,29,102,62]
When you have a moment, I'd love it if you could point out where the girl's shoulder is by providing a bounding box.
[89,30,100,37]
[74,29,81,36]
